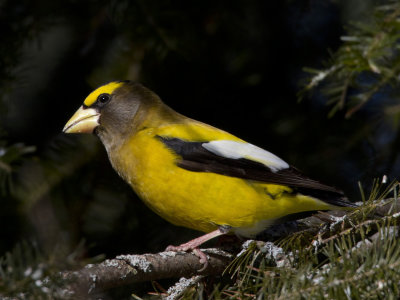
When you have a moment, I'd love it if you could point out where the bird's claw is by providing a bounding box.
[165,245,208,272]
[192,248,208,272]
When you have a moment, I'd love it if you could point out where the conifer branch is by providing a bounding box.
[299,1,400,118]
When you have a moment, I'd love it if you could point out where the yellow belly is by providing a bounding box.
[110,123,332,235]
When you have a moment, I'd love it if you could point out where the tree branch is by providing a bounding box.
[62,249,232,296]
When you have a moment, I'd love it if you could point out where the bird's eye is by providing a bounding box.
[97,93,111,105]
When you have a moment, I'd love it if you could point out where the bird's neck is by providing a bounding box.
[135,102,186,131]
[99,102,183,157]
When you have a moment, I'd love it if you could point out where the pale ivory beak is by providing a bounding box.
[63,106,100,133]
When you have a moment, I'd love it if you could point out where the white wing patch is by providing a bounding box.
[202,140,289,172]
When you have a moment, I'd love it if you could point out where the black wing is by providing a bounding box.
[157,136,354,207]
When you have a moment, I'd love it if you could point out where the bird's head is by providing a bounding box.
[63,81,162,148]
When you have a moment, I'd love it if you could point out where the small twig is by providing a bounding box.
[307,200,400,252]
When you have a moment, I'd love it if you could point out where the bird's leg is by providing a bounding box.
[166,226,231,271]
[166,228,227,252]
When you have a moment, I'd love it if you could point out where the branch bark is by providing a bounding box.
[62,248,232,296]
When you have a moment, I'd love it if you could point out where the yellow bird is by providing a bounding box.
[63,81,352,268]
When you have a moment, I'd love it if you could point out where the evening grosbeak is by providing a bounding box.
[63,81,353,269]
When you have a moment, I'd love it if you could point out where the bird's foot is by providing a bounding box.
[165,228,228,272]
[166,240,195,252]
[192,248,208,272]
[166,242,209,271]
[166,244,209,272]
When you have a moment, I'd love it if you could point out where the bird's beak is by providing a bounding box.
[63,106,100,133]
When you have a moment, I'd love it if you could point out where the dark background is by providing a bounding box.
[0,0,394,263]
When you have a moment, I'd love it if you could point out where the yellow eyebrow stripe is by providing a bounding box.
[84,82,124,107]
